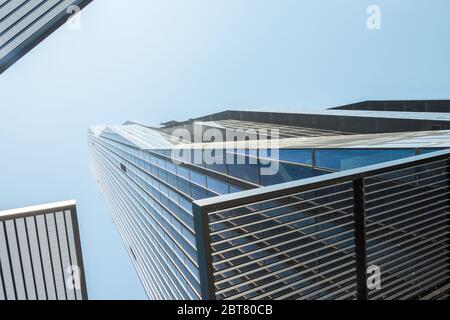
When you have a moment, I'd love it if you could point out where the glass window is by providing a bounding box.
[260,162,314,186]
[315,149,416,171]
[190,170,206,187]
[228,163,259,184]
[179,196,192,213]
[229,185,244,193]
[177,177,191,196]
[205,163,228,175]
[157,157,166,169]
[207,177,229,195]
[191,183,208,200]
[167,172,178,188]
[204,149,227,174]
[315,168,333,176]
[166,161,176,173]
[177,166,190,179]
[157,167,167,182]
[420,148,444,155]
[279,149,313,165]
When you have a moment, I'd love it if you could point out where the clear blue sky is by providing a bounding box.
[0,0,449,299]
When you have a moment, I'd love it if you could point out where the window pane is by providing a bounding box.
[279,149,313,165]
[315,149,416,171]
[260,162,314,186]
[207,177,229,195]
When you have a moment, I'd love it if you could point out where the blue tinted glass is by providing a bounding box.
[315,169,333,176]
[204,149,227,174]
[157,157,166,169]
[166,161,176,173]
[229,185,244,193]
[177,166,190,179]
[260,162,314,186]
[315,149,416,171]
[420,148,444,154]
[205,163,228,174]
[167,172,177,187]
[228,164,260,184]
[190,170,206,187]
[179,196,192,213]
[157,167,167,182]
[191,183,208,200]
[177,177,191,196]
[207,177,229,195]
[226,152,260,184]
[279,149,313,165]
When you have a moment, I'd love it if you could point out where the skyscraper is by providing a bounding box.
[0,200,88,300]
[0,0,93,74]
[88,100,450,300]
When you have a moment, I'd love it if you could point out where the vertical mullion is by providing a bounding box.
[353,178,368,300]
[70,206,88,300]
[193,204,216,300]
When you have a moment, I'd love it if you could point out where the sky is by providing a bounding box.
[1,0,450,300]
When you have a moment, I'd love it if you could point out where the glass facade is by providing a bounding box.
[88,122,440,300]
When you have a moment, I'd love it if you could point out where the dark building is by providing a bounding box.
[88,101,450,300]
[331,100,450,113]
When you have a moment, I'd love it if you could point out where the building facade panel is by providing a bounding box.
[0,201,87,300]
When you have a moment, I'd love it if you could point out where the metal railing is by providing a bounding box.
[193,149,450,300]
